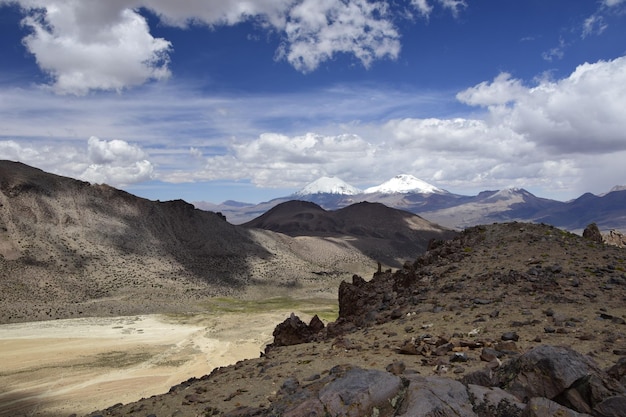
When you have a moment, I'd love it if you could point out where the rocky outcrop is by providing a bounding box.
[244,346,626,417]
[265,313,325,350]
[584,223,604,243]
[604,230,626,248]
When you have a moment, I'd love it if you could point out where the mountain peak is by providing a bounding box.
[364,174,443,194]
[294,176,361,196]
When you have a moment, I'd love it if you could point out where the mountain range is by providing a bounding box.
[196,175,626,232]
[0,161,453,323]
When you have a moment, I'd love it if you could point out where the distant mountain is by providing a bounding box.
[364,174,444,194]
[421,188,563,230]
[243,200,456,268]
[196,177,626,232]
[294,176,362,196]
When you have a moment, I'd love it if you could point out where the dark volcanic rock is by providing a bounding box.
[492,345,626,414]
[266,313,324,350]
[398,375,476,417]
[583,223,604,243]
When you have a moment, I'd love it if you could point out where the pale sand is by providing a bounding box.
[0,311,308,417]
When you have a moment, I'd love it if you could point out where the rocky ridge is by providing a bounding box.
[89,222,626,417]
[0,161,381,323]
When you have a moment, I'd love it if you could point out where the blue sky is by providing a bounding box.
[1,0,625,204]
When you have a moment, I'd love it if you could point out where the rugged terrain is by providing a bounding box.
[0,161,452,323]
[243,200,456,268]
[87,222,626,417]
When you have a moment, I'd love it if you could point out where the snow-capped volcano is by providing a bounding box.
[294,176,362,196]
[364,174,443,194]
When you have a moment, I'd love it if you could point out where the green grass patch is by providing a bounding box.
[199,297,339,322]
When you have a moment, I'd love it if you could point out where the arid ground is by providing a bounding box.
[0,298,337,417]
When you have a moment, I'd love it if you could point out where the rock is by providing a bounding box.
[593,395,626,417]
[451,352,469,363]
[492,345,626,414]
[467,384,525,417]
[309,315,325,333]
[481,347,503,362]
[267,313,319,350]
[523,397,593,417]
[318,367,402,417]
[397,375,477,417]
[583,223,603,243]
[606,357,626,386]
[603,230,626,248]
[386,360,406,375]
[501,331,520,341]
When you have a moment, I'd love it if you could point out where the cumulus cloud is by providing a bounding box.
[82,137,154,185]
[187,54,626,194]
[277,0,400,72]
[3,0,465,94]
[456,73,528,107]
[457,56,626,154]
[0,137,154,186]
[181,132,376,188]
[16,1,171,95]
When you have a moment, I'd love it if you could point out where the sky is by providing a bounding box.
[0,0,625,204]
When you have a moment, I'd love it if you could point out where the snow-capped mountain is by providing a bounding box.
[364,174,444,194]
[293,176,362,196]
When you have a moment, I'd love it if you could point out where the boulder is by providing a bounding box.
[467,384,525,417]
[523,397,593,417]
[583,223,603,243]
[266,313,322,350]
[492,345,625,414]
[397,375,477,417]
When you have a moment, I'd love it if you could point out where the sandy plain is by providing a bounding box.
[0,299,335,417]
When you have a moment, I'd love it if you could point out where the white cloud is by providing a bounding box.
[458,57,626,155]
[410,0,433,17]
[83,137,154,185]
[604,0,626,6]
[87,136,147,165]
[182,132,377,188]
[80,159,154,186]
[277,0,401,72]
[456,73,528,107]
[437,0,467,17]
[0,136,154,186]
[582,15,608,38]
[17,1,171,95]
[5,0,465,93]
[2,53,626,199]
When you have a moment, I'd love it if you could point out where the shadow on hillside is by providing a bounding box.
[0,388,62,417]
[85,194,272,288]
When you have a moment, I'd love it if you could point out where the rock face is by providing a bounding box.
[211,345,626,417]
[584,222,604,243]
[604,230,626,248]
[267,313,325,349]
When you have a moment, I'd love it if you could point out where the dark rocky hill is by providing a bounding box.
[89,221,626,417]
[243,200,457,268]
[0,161,454,324]
[0,161,274,322]
[0,162,382,323]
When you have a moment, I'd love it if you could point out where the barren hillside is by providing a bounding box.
[87,222,626,417]
[0,161,433,323]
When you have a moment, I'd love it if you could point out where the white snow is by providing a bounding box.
[294,176,362,196]
[364,174,443,194]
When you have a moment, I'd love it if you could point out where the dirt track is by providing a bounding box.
[0,311,311,417]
